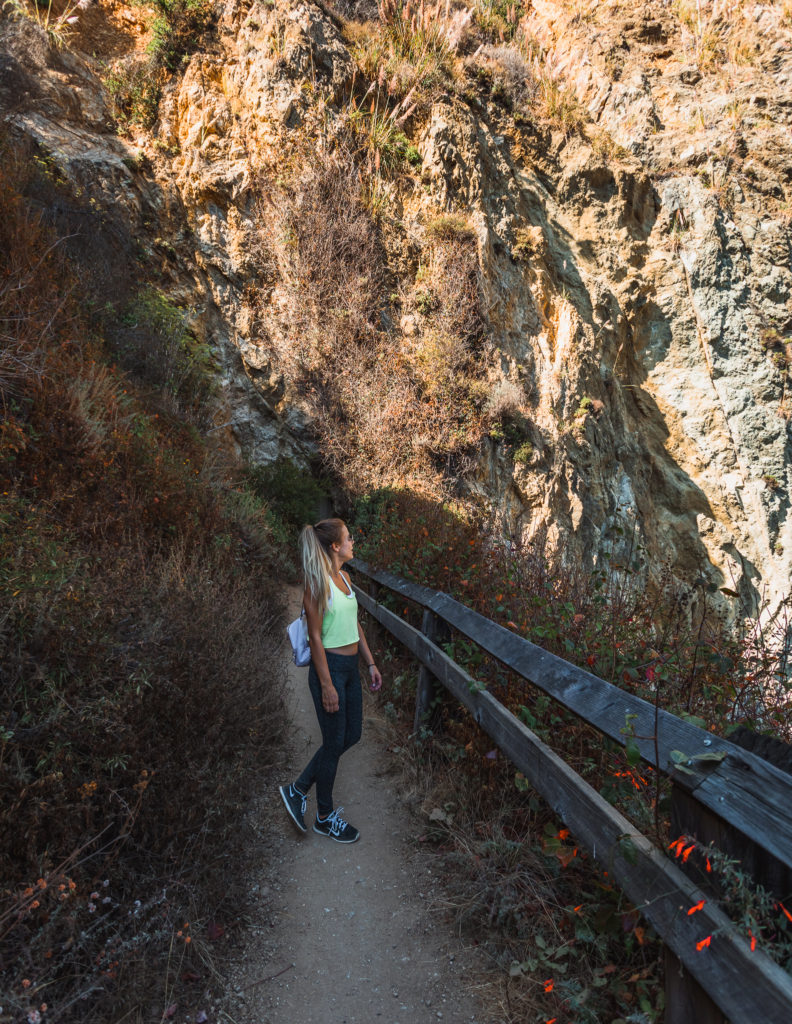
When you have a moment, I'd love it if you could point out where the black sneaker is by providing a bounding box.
[279,784,307,833]
[313,807,360,844]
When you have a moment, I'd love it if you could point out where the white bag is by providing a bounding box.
[287,608,311,667]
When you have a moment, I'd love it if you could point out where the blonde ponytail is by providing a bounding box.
[299,518,346,615]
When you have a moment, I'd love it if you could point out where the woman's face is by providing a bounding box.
[335,525,354,562]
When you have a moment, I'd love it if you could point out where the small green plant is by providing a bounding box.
[670,835,792,972]
[415,288,438,315]
[513,440,533,465]
[511,225,544,262]
[763,473,780,490]
[577,395,593,415]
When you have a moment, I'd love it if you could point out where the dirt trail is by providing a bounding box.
[224,589,490,1024]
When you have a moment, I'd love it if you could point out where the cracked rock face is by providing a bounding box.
[2,0,790,623]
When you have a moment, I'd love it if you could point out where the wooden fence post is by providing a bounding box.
[413,609,443,736]
[667,779,755,1024]
[664,945,725,1024]
[666,728,792,1021]
[664,786,726,1023]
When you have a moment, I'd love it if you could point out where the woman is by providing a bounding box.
[279,518,382,843]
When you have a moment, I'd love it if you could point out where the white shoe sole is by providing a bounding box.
[279,786,307,833]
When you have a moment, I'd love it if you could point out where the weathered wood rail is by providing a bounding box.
[349,558,792,1024]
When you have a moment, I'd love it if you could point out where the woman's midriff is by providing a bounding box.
[326,643,358,656]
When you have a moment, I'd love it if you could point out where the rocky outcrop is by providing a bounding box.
[1,0,790,623]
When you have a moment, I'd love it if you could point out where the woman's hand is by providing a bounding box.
[368,665,383,692]
[321,682,339,713]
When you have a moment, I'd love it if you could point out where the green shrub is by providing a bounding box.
[109,287,217,418]
[513,440,533,464]
[105,0,213,129]
[149,0,213,71]
[105,59,163,130]
[246,457,328,537]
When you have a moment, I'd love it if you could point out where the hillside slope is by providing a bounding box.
[2,0,790,622]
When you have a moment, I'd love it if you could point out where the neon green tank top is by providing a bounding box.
[321,573,360,648]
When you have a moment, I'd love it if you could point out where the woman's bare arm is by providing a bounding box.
[357,623,382,692]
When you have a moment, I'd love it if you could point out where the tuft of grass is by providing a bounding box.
[348,0,455,109]
[1,0,88,49]
[671,0,766,74]
[424,213,477,243]
[472,0,525,44]
[348,89,423,175]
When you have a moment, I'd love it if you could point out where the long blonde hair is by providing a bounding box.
[299,518,346,615]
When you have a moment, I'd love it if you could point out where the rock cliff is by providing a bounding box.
[1,0,790,623]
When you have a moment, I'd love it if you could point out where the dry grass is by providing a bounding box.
[670,0,785,72]
[347,0,457,107]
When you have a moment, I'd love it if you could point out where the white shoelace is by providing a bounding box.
[325,807,348,835]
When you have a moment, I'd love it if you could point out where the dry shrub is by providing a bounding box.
[255,141,386,368]
[426,222,484,346]
[254,141,489,490]
[478,43,537,109]
[0,530,287,1023]
[404,212,486,399]
[484,378,525,420]
[0,141,288,1023]
[0,153,78,409]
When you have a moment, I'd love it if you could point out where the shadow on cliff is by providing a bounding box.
[507,156,765,621]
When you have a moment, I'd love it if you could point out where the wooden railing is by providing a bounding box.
[349,558,792,1024]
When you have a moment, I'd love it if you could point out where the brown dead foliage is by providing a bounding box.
[252,137,489,491]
